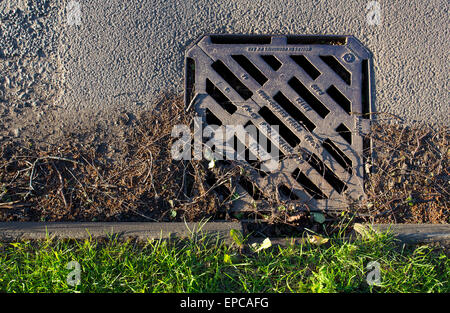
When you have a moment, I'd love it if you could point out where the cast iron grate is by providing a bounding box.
[185,34,373,212]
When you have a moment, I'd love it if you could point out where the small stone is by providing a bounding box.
[12,128,20,137]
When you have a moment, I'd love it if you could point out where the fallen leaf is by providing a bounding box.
[311,212,326,224]
[308,235,329,246]
[253,238,272,252]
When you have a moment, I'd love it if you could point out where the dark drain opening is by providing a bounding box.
[363,135,372,181]
[260,55,282,71]
[287,36,347,45]
[273,91,316,132]
[326,85,351,115]
[319,55,351,85]
[305,152,347,194]
[205,108,223,126]
[279,184,300,200]
[288,77,330,118]
[211,35,272,45]
[206,172,232,200]
[206,79,237,114]
[292,169,327,199]
[258,106,301,148]
[246,152,269,178]
[234,135,269,178]
[241,122,285,176]
[239,176,264,200]
[232,135,247,161]
[361,59,371,119]
[336,123,352,145]
[290,55,321,80]
[211,60,253,100]
[184,162,196,198]
[185,57,195,106]
[244,121,272,154]
[322,139,353,174]
[231,55,268,86]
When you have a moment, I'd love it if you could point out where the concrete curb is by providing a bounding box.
[369,224,450,245]
[247,224,450,248]
[0,222,242,242]
[0,222,448,246]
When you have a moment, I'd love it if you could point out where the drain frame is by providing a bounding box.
[185,34,373,213]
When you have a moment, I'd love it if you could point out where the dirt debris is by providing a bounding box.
[357,122,449,224]
[0,96,223,222]
[0,97,448,227]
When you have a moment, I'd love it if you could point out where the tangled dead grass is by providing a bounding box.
[0,96,222,222]
[0,96,448,228]
[358,122,449,223]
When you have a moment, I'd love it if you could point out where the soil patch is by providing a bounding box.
[0,97,448,229]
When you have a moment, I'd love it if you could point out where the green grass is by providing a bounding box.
[0,230,448,293]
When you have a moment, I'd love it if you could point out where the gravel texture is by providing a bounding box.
[0,0,64,142]
[0,0,448,147]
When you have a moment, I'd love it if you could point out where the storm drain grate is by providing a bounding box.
[185,34,373,212]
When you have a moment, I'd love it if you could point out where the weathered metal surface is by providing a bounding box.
[185,34,372,212]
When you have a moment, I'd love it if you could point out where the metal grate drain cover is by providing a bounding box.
[185,34,373,212]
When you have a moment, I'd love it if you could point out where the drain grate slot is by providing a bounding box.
[336,123,352,145]
[319,55,351,85]
[322,139,353,174]
[361,59,371,119]
[186,34,372,212]
[185,57,195,105]
[206,172,232,200]
[239,176,264,200]
[234,135,271,178]
[205,108,223,126]
[326,85,351,115]
[363,136,372,182]
[305,153,347,194]
[290,55,321,80]
[287,35,347,45]
[279,185,300,200]
[258,106,301,148]
[273,91,316,132]
[261,55,282,71]
[211,60,253,100]
[288,77,330,118]
[231,55,268,86]
[244,121,279,156]
[206,79,237,114]
[292,169,327,199]
[211,35,272,45]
